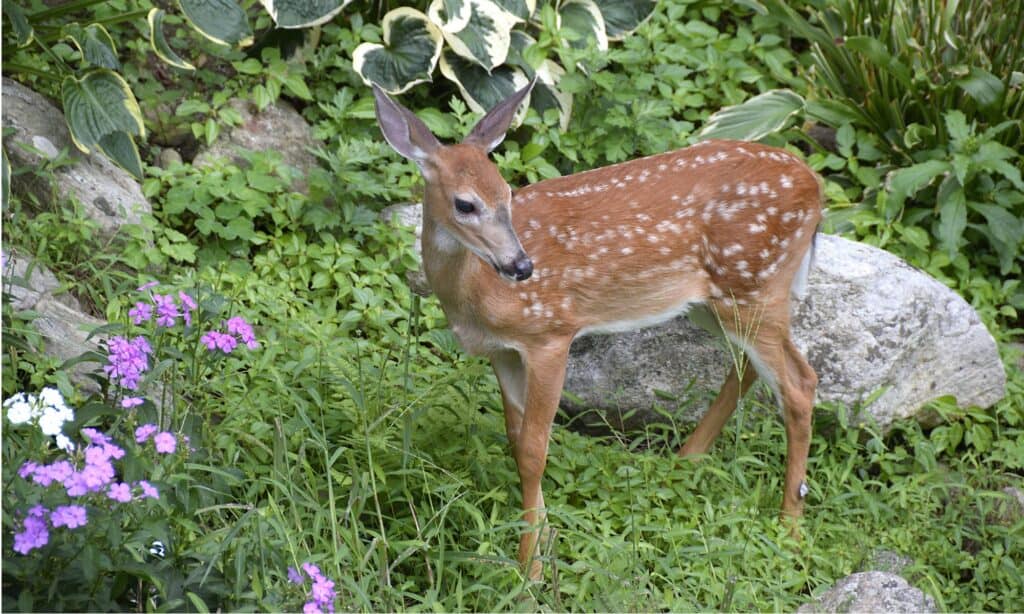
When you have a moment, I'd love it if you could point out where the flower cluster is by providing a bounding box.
[288,562,337,613]
[130,285,197,328]
[135,423,180,454]
[104,336,152,391]
[13,503,91,554]
[201,316,259,354]
[4,388,75,451]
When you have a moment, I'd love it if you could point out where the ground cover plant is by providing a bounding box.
[2,0,1022,611]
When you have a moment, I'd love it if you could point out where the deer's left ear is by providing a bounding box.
[464,78,536,153]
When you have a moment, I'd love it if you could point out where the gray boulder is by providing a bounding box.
[381,204,1006,431]
[797,571,936,613]
[2,77,151,236]
[193,98,320,186]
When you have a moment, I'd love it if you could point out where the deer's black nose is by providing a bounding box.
[512,255,533,281]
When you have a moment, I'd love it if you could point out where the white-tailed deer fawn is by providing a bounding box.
[374,82,821,580]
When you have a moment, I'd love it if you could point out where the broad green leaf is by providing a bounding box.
[835,123,855,158]
[61,69,145,154]
[436,0,519,70]
[258,0,353,28]
[178,0,253,47]
[936,175,966,257]
[943,110,970,145]
[62,23,120,69]
[3,0,33,46]
[558,0,608,51]
[883,159,950,219]
[439,48,529,119]
[97,130,144,180]
[148,9,195,70]
[955,66,1004,109]
[353,7,443,95]
[591,0,655,39]
[697,89,805,141]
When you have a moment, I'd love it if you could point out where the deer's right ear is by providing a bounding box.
[373,85,441,166]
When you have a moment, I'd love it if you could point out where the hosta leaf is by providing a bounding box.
[558,0,608,51]
[353,7,443,95]
[439,48,529,120]
[97,130,145,180]
[177,0,253,47]
[592,0,655,39]
[533,61,572,130]
[61,23,120,70]
[697,89,805,141]
[148,9,195,70]
[492,0,535,21]
[428,0,472,34]
[61,70,145,154]
[436,0,518,70]
[955,66,1004,109]
[3,0,33,46]
[258,0,353,29]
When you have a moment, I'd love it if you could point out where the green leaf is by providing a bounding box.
[438,48,530,116]
[353,7,443,95]
[61,70,145,154]
[591,0,655,39]
[3,0,34,46]
[903,123,935,149]
[844,36,912,88]
[558,0,608,51]
[97,130,144,180]
[697,89,805,141]
[62,23,120,70]
[944,110,970,145]
[492,0,534,21]
[148,9,195,70]
[936,175,966,258]
[883,159,949,219]
[955,66,1005,109]
[434,0,519,69]
[178,0,253,47]
[835,123,855,158]
[258,0,353,28]
[969,202,1024,248]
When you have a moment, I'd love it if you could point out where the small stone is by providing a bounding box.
[156,148,183,169]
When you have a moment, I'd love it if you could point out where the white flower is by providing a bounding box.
[39,387,67,412]
[37,409,67,436]
[55,433,75,453]
[4,393,36,425]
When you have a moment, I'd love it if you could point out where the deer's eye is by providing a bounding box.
[454,198,476,214]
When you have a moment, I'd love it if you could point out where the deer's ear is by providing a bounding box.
[464,78,536,152]
[373,85,441,164]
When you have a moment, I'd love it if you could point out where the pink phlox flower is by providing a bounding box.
[122,396,144,408]
[28,460,75,487]
[179,292,197,326]
[301,562,322,578]
[135,423,158,443]
[153,432,177,454]
[13,508,49,554]
[19,461,39,479]
[153,294,179,327]
[104,336,152,390]
[82,427,112,446]
[50,505,88,529]
[136,480,160,500]
[310,577,335,607]
[288,566,303,584]
[303,602,323,614]
[108,482,133,503]
[129,301,153,325]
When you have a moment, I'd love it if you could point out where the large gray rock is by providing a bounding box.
[4,253,104,392]
[382,204,1006,431]
[797,571,937,613]
[193,98,320,185]
[2,77,151,235]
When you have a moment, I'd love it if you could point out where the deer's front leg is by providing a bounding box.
[505,339,571,581]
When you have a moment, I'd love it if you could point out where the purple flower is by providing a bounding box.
[304,603,323,614]
[108,482,133,503]
[288,566,304,584]
[135,423,158,443]
[302,562,322,578]
[153,294,179,327]
[154,432,176,454]
[19,461,39,479]
[50,505,87,529]
[129,301,153,325]
[310,576,335,607]
[201,330,237,354]
[13,508,49,554]
[225,316,258,349]
[137,281,159,292]
[121,396,144,408]
[28,460,75,487]
[136,480,159,500]
[104,336,152,390]
[179,292,197,326]
[294,562,336,612]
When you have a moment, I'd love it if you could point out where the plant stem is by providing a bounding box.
[1,62,62,82]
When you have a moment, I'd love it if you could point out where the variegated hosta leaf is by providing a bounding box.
[432,0,518,70]
[148,9,195,70]
[62,23,120,70]
[492,0,535,21]
[428,0,471,34]
[353,8,443,95]
[592,0,655,40]
[177,0,253,47]
[697,89,806,141]
[439,49,530,123]
[61,70,146,179]
[258,0,353,29]
[558,0,608,51]
[3,0,34,46]
[506,32,571,130]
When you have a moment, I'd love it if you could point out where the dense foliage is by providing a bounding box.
[2,0,1021,611]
